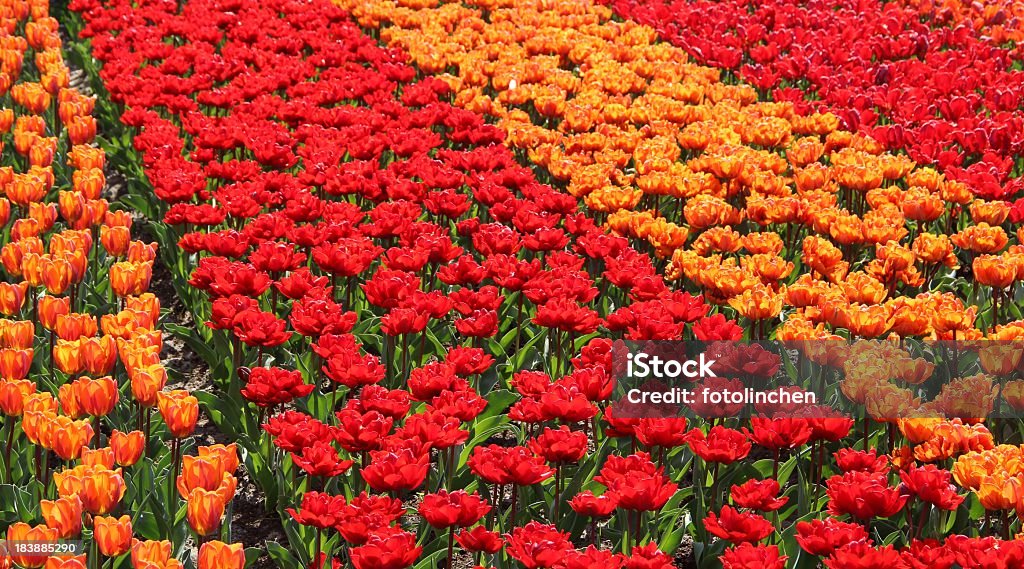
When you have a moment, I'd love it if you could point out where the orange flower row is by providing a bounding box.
[0,0,245,567]
[898,0,1024,45]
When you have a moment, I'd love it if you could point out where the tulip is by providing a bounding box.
[197,542,244,569]
[186,488,227,536]
[47,416,94,461]
[130,540,172,568]
[94,515,132,557]
[110,430,145,466]
[43,556,86,569]
[110,261,153,297]
[6,523,59,569]
[0,282,28,316]
[40,494,84,538]
[54,465,125,515]
[156,390,199,439]
[75,376,118,417]
[38,296,71,331]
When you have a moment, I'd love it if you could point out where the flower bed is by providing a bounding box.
[54,0,1024,566]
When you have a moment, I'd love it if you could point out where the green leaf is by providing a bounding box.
[265,541,301,569]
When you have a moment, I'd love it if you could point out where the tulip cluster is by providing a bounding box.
[606,0,1024,202]
[0,1,245,568]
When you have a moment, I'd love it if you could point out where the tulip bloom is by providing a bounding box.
[6,524,58,568]
[40,494,83,538]
[94,515,132,557]
[54,465,125,515]
[186,488,227,536]
[197,542,245,569]
[157,390,199,438]
[74,376,118,417]
[130,540,172,568]
[110,430,145,466]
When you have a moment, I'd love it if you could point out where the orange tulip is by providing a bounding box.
[186,488,226,537]
[126,241,158,263]
[38,295,71,331]
[0,198,10,227]
[1,319,34,350]
[0,348,33,380]
[74,376,118,417]
[40,257,73,295]
[157,390,199,439]
[125,294,160,324]
[54,465,125,515]
[58,190,86,223]
[131,540,172,568]
[40,494,83,538]
[973,254,1017,290]
[1003,380,1024,412]
[100,225,131,258]
[48,415,94,461]
[68,146,105,170]
[110,261,153,297]
[110,430,145,466]
[57,383,82,419]
[6,523,59,568]
[130,365,167,407]
[0,282,28,317]
[80,335,117,376]
[43,556,86,569]
[198,443,239,476]
[727,283,783,321]
[55,313,99,341]
[197,542,244,569]
[102,310,151,339]
[93,515,132,557]
[53,339,84,376]
[0,378,36,415]
[81,446,115,469]
[177,455,232,499]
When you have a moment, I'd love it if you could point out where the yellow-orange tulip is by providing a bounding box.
[157,390,199,439]
[40,494,83,539]
[110,430,145,466]
[0,348,33,380]
[0,282,28,317]
[43,556,86,569]
[131,540,172,568]
[93,515,132,557]
[0,378,36,415]
[48,415,94,461]
[197,542,244,569]
[110,261,153,297]
[186,488,226,537]
[54,465,125,515]
[6,523,59,568]
[38,295,71,331]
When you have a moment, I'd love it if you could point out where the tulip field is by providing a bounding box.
[0,0,1023,566]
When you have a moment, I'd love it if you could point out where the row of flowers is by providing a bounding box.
[61,1,1024,569]
[0,1,245,569]
[604,0,1024,203]
[900,0,1024,45]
